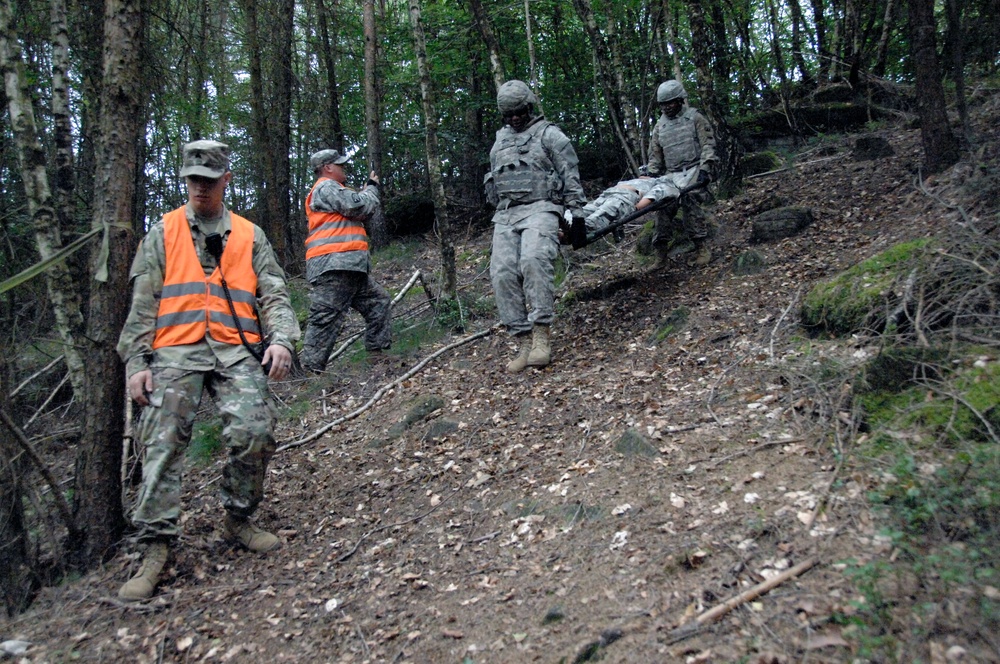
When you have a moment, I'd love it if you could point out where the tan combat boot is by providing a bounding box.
[118,541,169,601]
[505,334,531,373]
[689,242,711,266]
[225,514,281,553]
[526,324,551,368]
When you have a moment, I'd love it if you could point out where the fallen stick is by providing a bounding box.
[665,557,818,645]
[278,325,496,452]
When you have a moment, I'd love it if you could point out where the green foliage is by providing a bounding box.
[846,360,1000,653]
[652,306,689,342]
[801,238,933,336]
[188,419,224,465]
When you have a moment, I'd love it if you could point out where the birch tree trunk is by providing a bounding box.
[407,0,456,298]
[51,0,76,233]
[524,0,537,91]
[363,0,388,250]
[72,0,141,568]
[0,0,86,398]
[465,0,505,92]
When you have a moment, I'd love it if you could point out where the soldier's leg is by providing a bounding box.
[681,193,716,265]
[352,275,392,351]
[517,212,560,327]
[490,222,530,335]
[131,367,206,542]
[300,271,363,372]
[208,358,281,552]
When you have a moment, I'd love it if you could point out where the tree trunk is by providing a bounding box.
[466,0,505,92]
[906,0,960,173]
[0,0,86,398]
[788,0,814,87]
[811,0,829,82]
[408,0,455,298]
[51,0,76,234]
[363,0,388,249]
[524,0,537,91]
[315,0,344,152]
[571,0,640,171]
[872,0,897,77]
[0,365,34,616]
[766,0,800,137]
[944,0,970,142]
[72,0,141,568]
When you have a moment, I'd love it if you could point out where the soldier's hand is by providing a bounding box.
[696,169,711,187]
[264,344,293,381]
[570,213,588,250]
[366,171,380,187]
[128,370,153,407]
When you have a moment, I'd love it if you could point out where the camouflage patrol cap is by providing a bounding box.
[497,80,537,113]
[309,149,351,172]
[179,140,230,179]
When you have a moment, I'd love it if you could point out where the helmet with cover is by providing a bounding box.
[656,80,687,103]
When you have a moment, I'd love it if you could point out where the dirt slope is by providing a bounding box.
[3,120,991,663]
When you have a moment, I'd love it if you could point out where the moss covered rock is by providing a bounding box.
[801,238,933,336]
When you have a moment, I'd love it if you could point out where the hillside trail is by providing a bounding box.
[4,117,991,663]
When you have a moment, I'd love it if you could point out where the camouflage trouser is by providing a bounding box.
[649,167,716,247]
[490,211,560,335]
[300,270,391,371]
[131,359,277,542]
[583,190,640,233]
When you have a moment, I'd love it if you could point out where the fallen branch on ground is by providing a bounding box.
[278,325,497,452]
[0,408,76,535]
[664,557,818,645]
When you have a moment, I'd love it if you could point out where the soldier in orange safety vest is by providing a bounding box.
[116,140,300,601]
[300,148,390,373]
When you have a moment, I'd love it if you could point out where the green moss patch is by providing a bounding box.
[801,238,933,336]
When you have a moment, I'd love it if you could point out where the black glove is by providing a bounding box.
[570,214,588,250]
[696,169,711,187]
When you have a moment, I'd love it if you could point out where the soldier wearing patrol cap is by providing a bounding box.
[299,148,390,373]
[116,139,300,601]
[485,80,586,373]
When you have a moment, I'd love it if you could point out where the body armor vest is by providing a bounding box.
[491,120,560,206]
[653,107,700,172]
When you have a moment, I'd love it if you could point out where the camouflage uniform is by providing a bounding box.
[583,176,664,233]
[647,105,718,246]
[117,204,300,542]
[487,115,586,335]
[300,174,390,372]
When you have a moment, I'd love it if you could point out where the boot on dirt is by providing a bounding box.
[527,324,551,368]
[505,334,531,373]
[225,514,281,553]
[688,241,712,266]
[118,540,169,601]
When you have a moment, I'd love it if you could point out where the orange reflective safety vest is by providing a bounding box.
[152,207,261,349]
[304,178,369,261]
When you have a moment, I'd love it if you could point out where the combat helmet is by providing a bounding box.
[497,80,537,114]
[656,80,687,103]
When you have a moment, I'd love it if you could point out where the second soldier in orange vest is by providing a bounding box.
[300,149,391,373]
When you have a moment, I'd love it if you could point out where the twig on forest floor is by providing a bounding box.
[278,326,496,452]
[664,557,819,645]
[24,372,70,430]
[694,438,804,469]
[769,289,801,363]
[11,354,64,397]
[705,353,746,427]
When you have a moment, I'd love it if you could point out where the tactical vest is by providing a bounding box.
[653,107,700,172]
[304,178,369,260]
[491,120,560,206]
[153,207,261,349]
